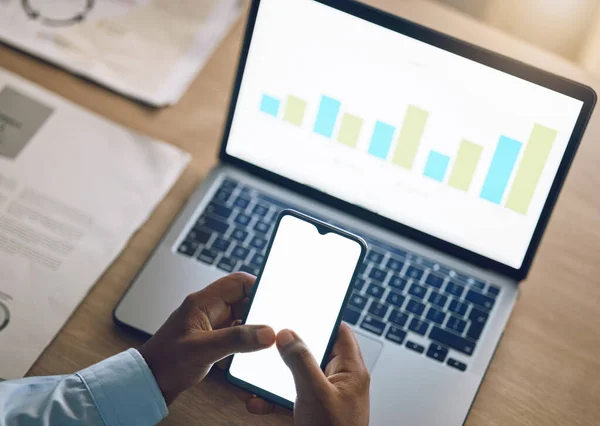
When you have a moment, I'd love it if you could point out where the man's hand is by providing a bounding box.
[139,273,276,405]
[246,323,370,426]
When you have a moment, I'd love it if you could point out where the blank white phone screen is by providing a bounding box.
[229,214,363,404]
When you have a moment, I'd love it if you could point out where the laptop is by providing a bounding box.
[114,0,596,424]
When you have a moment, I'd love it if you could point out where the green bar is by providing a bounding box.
[448,140,483,192]
[505,124,558,214]
[283,96,307,126]
[392,105,429,170]
[337,113,363,148]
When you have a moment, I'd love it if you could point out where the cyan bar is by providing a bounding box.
[423,151,450,182]
[260,94,280,117]
[480,136,522,204]
[368,121,396,159]
[314,96,341,137]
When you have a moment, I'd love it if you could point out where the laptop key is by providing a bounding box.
[177,242,197,257]
[366,284,385,298]
[349,293,368,310]
[354,278,366,291]
[187,228,211,244]
[250,236,268,250]
[231,246,250,261]
[428,291,448,308]
[386,326,407,345]
[231,229,249,243]
[343,308,361,325]
[251,253,265,267]
[467,308,489,340]
[408,318,430,336]
[406,299,425,316]
[252,204,270,216]
[197,249,218,265]
[408,283,427,299]
[429,326,475,355]
[406,266,424,281]
[449,299,468,316]
[253,221,270,234]
[487,285,501,297]
[446,316,467,334]
[447,358,467,372]
[360,316,386,336]
[426,344,449,363]
[471,279,486,290]
[389,276,408,292]
[368,302,389,319]
[200,216,229,234]
[234,197,250,209]
[465,290,495,310]
[212,238,231,252]
[239,265,259,276]
[445,281,465,298]
[206,203,233,219]
[220,179,238,191]
[406,341,425,354]
[234,213,252,226]
[214,189,232,203]
[367,250,385,264]
[386,291,405,308]
[386,258,405,272]
[468,307,489,325]
[217,257,237,273]
[389,310,409,327]
[426,307,446,325]
[425,273,445,289]
[369,267,388,284]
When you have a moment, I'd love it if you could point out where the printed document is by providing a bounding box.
[0,0,243,106]
[0,68,190,379]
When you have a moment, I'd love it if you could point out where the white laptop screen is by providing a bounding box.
[226,0,585,269]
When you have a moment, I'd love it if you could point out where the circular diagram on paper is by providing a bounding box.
[21,0,95,26]
[0,301,9,332]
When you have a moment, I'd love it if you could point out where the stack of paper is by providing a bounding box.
[0,68,190,379]
[0,0,244,106]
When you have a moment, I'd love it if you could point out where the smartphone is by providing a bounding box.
[227,210,367,408]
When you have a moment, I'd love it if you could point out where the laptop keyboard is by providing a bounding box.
[177,177,502,373]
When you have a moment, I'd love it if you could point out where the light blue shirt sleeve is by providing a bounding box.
[0,349,168,426]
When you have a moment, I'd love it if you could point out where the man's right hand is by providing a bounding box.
[246,322,370,426]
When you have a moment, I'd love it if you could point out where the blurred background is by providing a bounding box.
[431,0,600,76]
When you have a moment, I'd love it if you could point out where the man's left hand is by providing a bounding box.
[139,272,275,405]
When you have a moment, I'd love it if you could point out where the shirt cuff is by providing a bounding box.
[78,349,168,426]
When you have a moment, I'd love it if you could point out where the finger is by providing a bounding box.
[201,272,256,305]
[246,396,291,417]
[326,323,367,374]
[231,297,250,321]
[216,319,245,369]
[195,324,275,363]
[276,330,330,396]
[246,396,276,415]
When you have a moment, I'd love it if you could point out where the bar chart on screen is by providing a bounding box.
[259,92,558,215]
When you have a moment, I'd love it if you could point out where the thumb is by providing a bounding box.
[198,325,276,363]
[276,330,330,396]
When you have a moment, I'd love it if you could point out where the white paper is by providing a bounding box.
[0,68,190,379]
[0,0,243,106]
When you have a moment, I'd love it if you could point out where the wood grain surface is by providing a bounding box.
[1,1,599,425]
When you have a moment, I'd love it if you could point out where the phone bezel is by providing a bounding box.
[226,209,368,409]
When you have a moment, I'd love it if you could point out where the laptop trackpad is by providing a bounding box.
[353,331,383,371]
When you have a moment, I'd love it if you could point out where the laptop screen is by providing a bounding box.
[226,0,585,269]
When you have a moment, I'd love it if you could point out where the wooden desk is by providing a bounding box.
[1,1,599,425]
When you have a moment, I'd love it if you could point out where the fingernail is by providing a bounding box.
[257,327,275,345]
[277,329,295,347]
